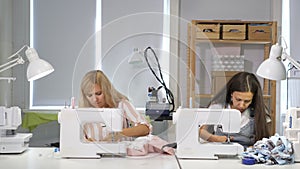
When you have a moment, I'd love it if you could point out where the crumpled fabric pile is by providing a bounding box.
[242,133,294,165]
[125,135,175,156]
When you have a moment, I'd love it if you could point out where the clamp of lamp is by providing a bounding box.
[256,43,300,81]
[0,45,54,81]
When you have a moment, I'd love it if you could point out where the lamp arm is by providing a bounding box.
[0,57,19,69]
[8,45,29,59]
[285,54,300,70]
[0,45,28,73]
[0,56,25,73]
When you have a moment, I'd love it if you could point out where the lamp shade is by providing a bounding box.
[256,58,286,80]
[25,48,54,81]
[128,48,143,64]
[256,44,287,80]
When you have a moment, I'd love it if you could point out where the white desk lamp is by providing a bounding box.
[0,45,54,153]
[0,45,54,81]
[256,39,300,162]
[256,43,300,80]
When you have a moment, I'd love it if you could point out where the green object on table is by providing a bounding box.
[22,112,58,132]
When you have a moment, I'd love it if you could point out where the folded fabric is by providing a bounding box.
[126,135,175,156]
[22,112,58,131]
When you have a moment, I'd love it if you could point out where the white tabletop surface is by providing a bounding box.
[0,148,180,169]
[1,148,300,169]
[179,158,300,169]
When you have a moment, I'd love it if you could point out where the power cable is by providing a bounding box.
[143,46,175,112]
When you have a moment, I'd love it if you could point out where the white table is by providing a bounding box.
[2,148,300,169]
[179,158,300,169]
[0,148,179,169]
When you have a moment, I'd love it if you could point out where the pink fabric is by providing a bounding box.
[126,136,175,156]
[127,143,149,156]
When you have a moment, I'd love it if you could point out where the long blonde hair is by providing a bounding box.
[79,70,128,108]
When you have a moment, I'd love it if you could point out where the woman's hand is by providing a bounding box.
[103,132,126,142]
[84,137,97,142]
[208,135,234,142]
[103,124,150,142]
[122,124,150,137]
[208,135,227,142]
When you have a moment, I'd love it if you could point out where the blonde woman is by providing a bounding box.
[79,70,150,141]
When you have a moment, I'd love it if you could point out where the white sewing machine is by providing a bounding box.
[173,107,244,159]
[58,108,127,158]
[0,106,32,153]
[283,107,300,162]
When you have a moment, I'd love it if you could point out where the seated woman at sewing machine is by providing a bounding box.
[79,70,151,142]
[199,72,271,147]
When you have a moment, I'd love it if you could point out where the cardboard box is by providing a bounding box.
[248,25,271,41]
[222,24,246,40]
[196,24,220,39]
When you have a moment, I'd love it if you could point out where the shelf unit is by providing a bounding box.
[186,20,277,134]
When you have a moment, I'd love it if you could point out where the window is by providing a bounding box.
[29,0,170,109]
[29,0,97,109]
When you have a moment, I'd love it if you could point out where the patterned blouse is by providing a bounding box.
[83,100,151,141]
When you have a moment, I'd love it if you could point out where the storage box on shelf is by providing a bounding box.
[187,20,277,134]
[222,24,246,40]
[248,23,272,41]
[196,23,220,39]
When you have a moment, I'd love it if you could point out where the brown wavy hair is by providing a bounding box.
[208,71,270,141]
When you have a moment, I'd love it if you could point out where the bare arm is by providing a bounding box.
[199,125,228,142]
[119,100,151,137]
[121,123,150,137]
[103,100,151,141]
[103,124,150,141]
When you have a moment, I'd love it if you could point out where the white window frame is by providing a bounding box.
[28,0,171,110]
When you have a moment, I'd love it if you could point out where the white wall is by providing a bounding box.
[287,0,300,108]
[290,0,300,61]
[100,0,166,107]
[180,0,273,20]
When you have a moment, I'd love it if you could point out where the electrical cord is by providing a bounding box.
[143,46,175,112]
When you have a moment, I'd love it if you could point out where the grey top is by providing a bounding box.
[208,104,256,147]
